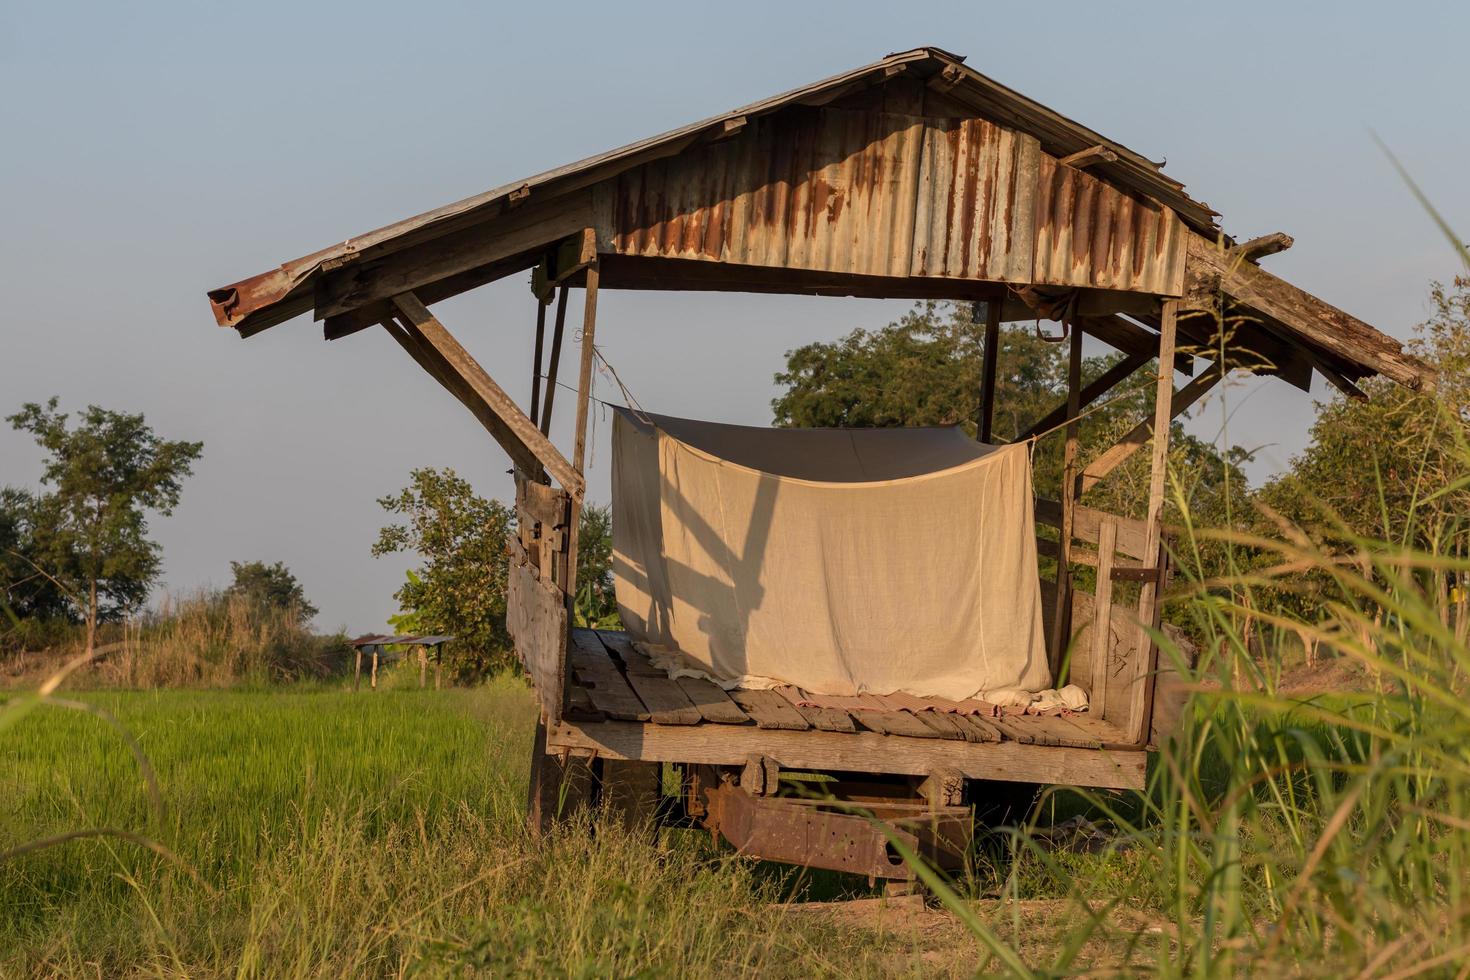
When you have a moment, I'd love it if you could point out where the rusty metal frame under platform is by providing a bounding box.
[702,781,972,881]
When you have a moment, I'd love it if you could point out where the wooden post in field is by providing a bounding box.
[563,252,600,605]
[371,647,380,690]
[354,648,362,692]
[1050,323,1083,675]
[1127,299,1180,743]
[435,646,443,689]
[418,645,428,688]
[977,299,1001,443]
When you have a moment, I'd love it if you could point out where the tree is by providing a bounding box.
[6,399,203,655]
[1260,277,1470,551]
[373,468,620,678]
[773,301,1250,522]
[574,503,619,628]
[373,468,516,676]
[226,560,318,624]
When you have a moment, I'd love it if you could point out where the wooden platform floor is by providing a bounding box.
[566,629,1135,751]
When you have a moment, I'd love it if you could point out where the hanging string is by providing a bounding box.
[591,344,653,425]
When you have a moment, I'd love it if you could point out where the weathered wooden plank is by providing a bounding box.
[988,716,1059,746]
[673,676,750,725]
[381,317,549,481]
[600,759,661,835]
[911,711,968,741]
[507,562,568,723]
[978,299,1001,443]
[1229,231,1292,264]
[851,697,941,739]
[947,713,1003,743]
[774,688,857,733]
[568,629,649,722]
[1034,498,1149,561]
[596,633,701,725]
[729,689,810,731]
[391,292,584,496]
[547,720,1148,791]
[1058,144,1118,170]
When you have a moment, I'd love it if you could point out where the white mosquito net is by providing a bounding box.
[610,410,1053,701]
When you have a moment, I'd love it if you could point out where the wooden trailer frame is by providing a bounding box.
[207,46,1432,877]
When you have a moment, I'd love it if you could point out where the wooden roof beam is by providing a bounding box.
[1059,144,1120,171]
[1184,234,1433,391]
[1229,231,1293,265]
[312,191,594,322]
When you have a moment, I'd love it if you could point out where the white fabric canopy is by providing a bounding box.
[610,410,1053,701]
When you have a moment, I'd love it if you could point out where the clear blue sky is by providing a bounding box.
[2,1,1465,633]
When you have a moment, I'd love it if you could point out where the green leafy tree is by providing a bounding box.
[1260,277,1470,550]
[373,468,516,676]
[6,399,203,655]
[574,503,619,629]
[226,560,318,624]
[773,301,1250,522]
[373,468,620,677]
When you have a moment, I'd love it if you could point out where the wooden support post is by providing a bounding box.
[354,648,362,692]
[978,300,1001,443]
[563,257,600,604]
[418,645,427,689]
[371,648,379,690]
[1127,299,1179,743]
[1090,520,1117,719]
[540,284,570,437]
[435,647,442,690]
[1050,324,1084,675]
[530,297,547,428]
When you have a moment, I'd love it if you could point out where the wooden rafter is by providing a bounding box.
[314,192,594,322]
[1229,231,1293,264]
[388,292,584,497]
[1078,359,1224,495]
[1016,350,1151,441]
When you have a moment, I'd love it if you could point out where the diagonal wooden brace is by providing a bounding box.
[1016,350,1151,442]
[388,291,584,497]
[1078,360,1224,495]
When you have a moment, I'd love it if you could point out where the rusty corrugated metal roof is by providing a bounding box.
[206,46,1218,335]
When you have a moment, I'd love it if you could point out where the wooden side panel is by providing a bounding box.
[1068,586,1145,733]
[507,560,568,722]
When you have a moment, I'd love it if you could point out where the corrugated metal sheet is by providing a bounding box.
[910,117,1038,282]
[1030,149,1184,293]
[598,108,1185,295]
[209,45,1219,334]
[598,108,924,278]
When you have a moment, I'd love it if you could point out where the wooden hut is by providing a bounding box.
[207,46,1433,882]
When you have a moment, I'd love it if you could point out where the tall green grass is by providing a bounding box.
[0,679,930,977]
